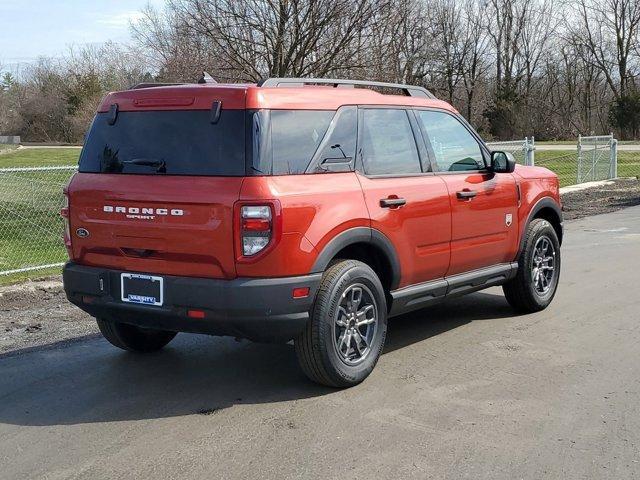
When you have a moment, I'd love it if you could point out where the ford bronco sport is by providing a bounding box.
[63,77,563,387]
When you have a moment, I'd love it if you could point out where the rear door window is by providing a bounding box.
[360,109,422,175]
[79,110,245,176]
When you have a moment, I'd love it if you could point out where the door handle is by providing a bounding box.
[380,197,406,208]
[456,189,477,200]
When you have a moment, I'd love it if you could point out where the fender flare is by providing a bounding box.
[518,196,563,257]
[310,227,401,290]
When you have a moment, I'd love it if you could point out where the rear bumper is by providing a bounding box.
[63,262,321,342]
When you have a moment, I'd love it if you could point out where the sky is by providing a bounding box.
[0,0,165,71]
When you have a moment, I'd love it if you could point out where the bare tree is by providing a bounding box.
[570,0,640,99]
[132,4,218,81]
[153,0,382,82]
[3,0,640,141]
[458,0,491,122]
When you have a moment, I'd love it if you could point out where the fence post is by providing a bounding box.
[592,136,597,181]
[577,134,582,184]
[529,136,535,166]
[610,135,618,179]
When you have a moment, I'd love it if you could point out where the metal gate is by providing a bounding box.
[577,135,618,183]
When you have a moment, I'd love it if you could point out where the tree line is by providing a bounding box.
[1,0,639,143]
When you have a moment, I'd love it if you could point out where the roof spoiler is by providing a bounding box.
[257,77,436,99]
[129,82,185,90]
[130,72,217,90]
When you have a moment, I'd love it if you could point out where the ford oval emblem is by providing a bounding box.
[76,228,90,238]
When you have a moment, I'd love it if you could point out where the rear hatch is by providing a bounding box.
[67,90,247,279]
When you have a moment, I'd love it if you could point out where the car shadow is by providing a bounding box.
[0,291,516,427]
[384,291,515,354]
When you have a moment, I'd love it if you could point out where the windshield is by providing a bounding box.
[79,110,246,176]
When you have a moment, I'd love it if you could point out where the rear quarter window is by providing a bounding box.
[270,110,333,174]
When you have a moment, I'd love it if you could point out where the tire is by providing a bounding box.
[295,260,387,388]
[96,318,177,352]
[503,218,561,313]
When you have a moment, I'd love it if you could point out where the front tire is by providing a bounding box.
[96,319,177,352]
[503,218,561,313]
[295,260,387,388]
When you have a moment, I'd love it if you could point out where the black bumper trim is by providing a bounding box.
[63,263,321,342]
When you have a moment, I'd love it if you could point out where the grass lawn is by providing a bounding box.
[0,147,80,168]
[535,150,639,187]
[0,149,77,283]
[534,140,576,146]
[0,266,63,286]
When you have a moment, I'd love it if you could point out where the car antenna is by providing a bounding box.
[198,71,217,84]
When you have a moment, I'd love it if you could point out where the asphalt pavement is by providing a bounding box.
[1,206,639,480]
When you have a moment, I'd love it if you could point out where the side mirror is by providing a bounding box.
[490,151,516,173]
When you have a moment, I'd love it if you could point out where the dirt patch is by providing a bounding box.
[561,178,640,220]
[0,279,97,354]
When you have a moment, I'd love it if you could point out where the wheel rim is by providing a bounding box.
[332,283,377,366]
[531,235,556,295]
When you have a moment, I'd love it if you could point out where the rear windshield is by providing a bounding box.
[79,110,245,176]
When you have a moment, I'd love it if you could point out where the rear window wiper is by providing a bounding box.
[123,158,167,173]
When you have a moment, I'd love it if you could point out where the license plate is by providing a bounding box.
[121,273,164,306]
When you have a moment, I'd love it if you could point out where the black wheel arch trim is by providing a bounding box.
[310,227,401,290]
[518,196,563,257]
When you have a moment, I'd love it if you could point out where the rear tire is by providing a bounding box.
[503,218,561,313]
[295,260,387,388]
[96,319,177,352]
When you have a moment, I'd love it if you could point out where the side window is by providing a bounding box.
[360,109,422,175]
[416,110,484,172]
[313,106,357,171]
[270,110,333,174]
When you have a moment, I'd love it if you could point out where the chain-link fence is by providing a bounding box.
[535,135,617,187]
[0,166,76,277]
[488,135,628,187]
[486,137,535,166]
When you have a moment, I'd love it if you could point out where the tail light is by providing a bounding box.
[235,201,281,261]
[61,187,71,256]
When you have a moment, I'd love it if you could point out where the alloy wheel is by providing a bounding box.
[531,235,556,295]
[332,283,378,365]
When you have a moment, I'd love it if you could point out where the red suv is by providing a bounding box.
[63,77,563,387]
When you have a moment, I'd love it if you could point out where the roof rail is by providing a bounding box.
[130,82,185,90]
[257,77,436,99]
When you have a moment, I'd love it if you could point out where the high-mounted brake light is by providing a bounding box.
[240,205,272,256]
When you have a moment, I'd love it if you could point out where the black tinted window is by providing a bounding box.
[270,110,333,174]
[416,110,484,171]
[361,109,421,175]
[79,110,245,176]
